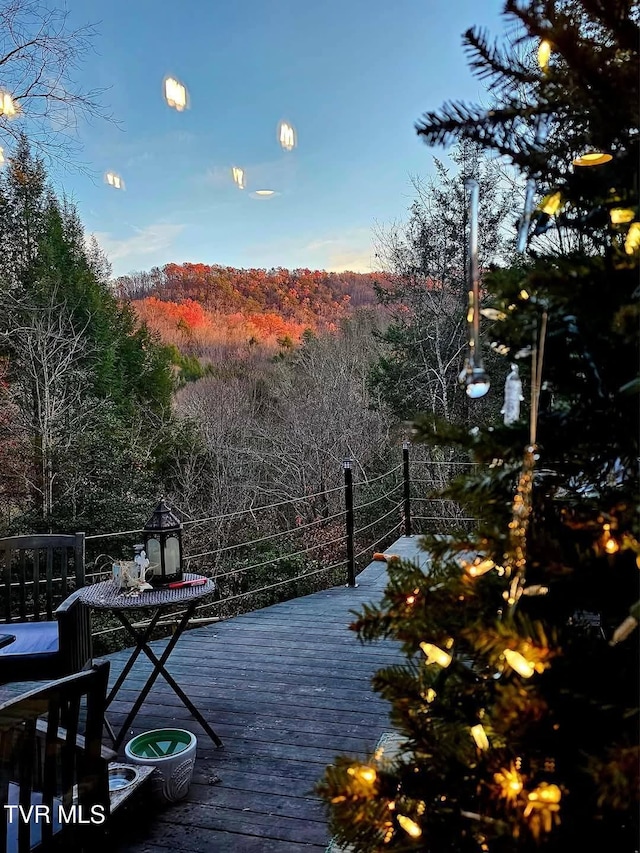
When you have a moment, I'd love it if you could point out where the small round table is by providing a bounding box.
[77,574,222,750]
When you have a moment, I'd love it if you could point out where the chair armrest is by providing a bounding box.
[55,592,93,675]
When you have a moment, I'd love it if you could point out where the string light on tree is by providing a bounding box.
[494,764,524,802]
[463,557,496,577]
[347,765,377,787]
[397,815,422,838]
[523,783,562,837]
[624,221,640,253]
[610,207,635,224]
[470,724,490,750]
[420,641,452,667]
[539,191,563,215]
[503,648,536,678]
[572,150,612,167]
[601,523,620,554]
[537,39,552,71]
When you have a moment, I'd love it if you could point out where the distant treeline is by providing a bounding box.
[115,264,389,321]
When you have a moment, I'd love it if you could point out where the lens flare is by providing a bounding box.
[232,166,245,189]
[278,120,296,151]
[164,77,188,111]
[0,91,19,118]
[105,171,124,190]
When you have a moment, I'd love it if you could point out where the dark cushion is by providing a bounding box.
[0,622,59,658]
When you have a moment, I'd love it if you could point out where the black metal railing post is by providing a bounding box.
[402,441,412,537]
[343,458,357,587]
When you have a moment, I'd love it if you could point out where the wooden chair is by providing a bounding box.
[0,661,111,853]
[0,535,92,685]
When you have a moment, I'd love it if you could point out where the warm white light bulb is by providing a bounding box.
[572,150,612,167]
[537,39,552,71]
[397,815,422,838]
[503,648,535,678]
[420,642,452,668]
[470,724,490,750]
[610,208,635,225]
[624,222,640,254]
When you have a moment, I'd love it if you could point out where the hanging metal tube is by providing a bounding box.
[460,180,490,398]
[466,178,480,359]
[516,116,549,253]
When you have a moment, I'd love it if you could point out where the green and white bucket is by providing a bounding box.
[124,728,197,804]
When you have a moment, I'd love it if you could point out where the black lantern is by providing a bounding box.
[143,498,184,586]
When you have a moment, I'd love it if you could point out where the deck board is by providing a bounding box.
[108,536,428,852]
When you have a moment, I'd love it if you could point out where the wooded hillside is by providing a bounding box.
[115,264,390,350]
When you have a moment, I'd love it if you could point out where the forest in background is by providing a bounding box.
[0,134,512,632]
[115,264,389,370]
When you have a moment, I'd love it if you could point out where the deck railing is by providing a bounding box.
[77,447,479,648]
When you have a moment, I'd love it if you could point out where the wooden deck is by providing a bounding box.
[108,535,427,853]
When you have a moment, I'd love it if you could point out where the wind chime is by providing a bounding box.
[462,160,548,613]
[459,179,491,398]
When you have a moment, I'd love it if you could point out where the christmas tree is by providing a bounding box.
[317,1,639,850]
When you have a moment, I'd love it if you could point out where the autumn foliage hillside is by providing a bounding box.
[114,263,389,352]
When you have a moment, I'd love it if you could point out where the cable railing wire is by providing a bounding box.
[209,532,348,581]
[84,463,403,543]
[353,480,403,511]
[85,453,479,644]
[354,500,404,537]
[89,488,404,640]
[410,478,468,485]
[91,557,353,635]
[86,527,146,541]
[410,460,480,467]
[192,559,350,612]
[412,515,477,522]
[355,463,403,485]
[354,519,404,561]
[181,484,346,529]
[184,508,346,561]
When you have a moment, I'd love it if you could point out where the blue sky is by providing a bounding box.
[59,0,506,277]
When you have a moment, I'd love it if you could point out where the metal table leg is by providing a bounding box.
[110,603,223,750]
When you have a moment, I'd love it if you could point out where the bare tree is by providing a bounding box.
[2,289,92,524]
[0,0,114,171]
[371,142,515,424]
